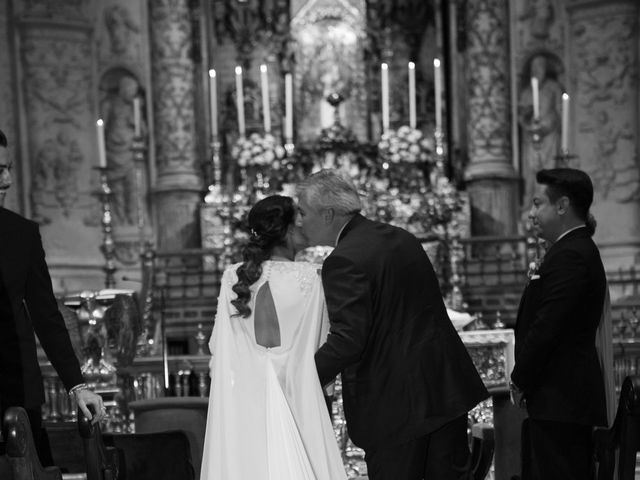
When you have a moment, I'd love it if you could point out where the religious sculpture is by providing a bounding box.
[101,73,145,226]
[518,53,563,209]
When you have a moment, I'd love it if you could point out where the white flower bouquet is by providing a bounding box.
[377,126,433,164]
[231,133,286,168]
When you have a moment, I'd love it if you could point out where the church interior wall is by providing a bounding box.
[0,0,638,295]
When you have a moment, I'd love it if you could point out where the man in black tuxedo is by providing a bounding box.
[297,169,488,480]
[0,129,105,463]
[511,168,607,479]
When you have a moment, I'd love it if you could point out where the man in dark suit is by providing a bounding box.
[0,129,105,463]
[511,168,607,479]
[297,169,488,480]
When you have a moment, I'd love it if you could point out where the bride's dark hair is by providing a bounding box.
[231,195,295,318]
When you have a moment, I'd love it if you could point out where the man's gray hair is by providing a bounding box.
[298,169,362,215]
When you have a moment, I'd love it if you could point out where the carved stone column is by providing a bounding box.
[463,0,519,236]
[149,0,202,250]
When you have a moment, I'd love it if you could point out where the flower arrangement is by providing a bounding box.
[231,133,287,168]
[377,126,434,164]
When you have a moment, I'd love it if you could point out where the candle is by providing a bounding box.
[408,62,416,129]
[434,58,442,130]
[531,77,539,120]
[381,63,389,134]
[561,92,570,152]
[235,66,245,137]
[133,97,141,137]
[208,69,218,138]
[284,73,293,141]
[260,64,271,133]
[96,119,107,168]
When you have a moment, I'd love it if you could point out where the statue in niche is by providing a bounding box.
[518,53,563,208]
[100,72,145,226]
[30,128,83,223]
[104,5,139,57]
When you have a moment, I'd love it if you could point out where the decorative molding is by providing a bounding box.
[18,18,96,223]
[211,0,290,67]
[570,4,639,203]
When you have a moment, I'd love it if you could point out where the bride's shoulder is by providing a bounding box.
[220,262,243,286]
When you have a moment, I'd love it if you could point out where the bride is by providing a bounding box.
[200,195,347,480]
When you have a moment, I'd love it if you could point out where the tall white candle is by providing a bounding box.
[133,97,141,137]
[381,63,389,134]
[235,66,245,137]
[434,58,442,130]
[531,77,540,120]
[260,64,271,133]
[561,92,570,152]
[96,119,107,168]
[408,62,416,129]
[208,69,218,138]
[285,73,293,141]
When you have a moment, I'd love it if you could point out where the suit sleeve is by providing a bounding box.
[315,254,373,387]
[26,224,83,391]
[511,250,589,393]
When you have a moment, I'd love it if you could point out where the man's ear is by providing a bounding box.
[322,207,335,225]
[557,196,570,215]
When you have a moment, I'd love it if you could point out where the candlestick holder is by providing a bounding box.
[284,141,295,158]
[530,117,542,149]
[203,137,234,269]
[555,149,578,168]
[447,228,466,311]
[131,136,148,253]
[94,166,117,289]
[433,126,446,180]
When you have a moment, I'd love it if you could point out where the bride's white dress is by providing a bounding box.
[200,261,348,480]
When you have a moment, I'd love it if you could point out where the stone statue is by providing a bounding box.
[518,54,563,208]
[101,74,143,226]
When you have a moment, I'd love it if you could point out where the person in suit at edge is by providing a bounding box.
[511,168,607,480]
[0,129,105,464]
[296,169,488,480]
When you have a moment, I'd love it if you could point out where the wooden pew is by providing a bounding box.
[594,375,640,480]
[2,406,62,480]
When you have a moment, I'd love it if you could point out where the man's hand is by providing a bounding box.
[75,389,106,424]
[510,382,527,409]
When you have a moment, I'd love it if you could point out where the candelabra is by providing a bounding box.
[203,137,234,268]
[131,136,148,253]
[94,167,117,289]
[447,228,466,311]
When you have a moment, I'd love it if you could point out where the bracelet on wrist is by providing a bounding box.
[68,383,89,397]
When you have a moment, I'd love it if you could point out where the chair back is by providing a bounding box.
[594,375,640,480]
[2,406,62,480]
[103,431,194,480]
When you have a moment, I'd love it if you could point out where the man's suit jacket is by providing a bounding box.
[511,226,607,427]
[0,207,83,409]
[315,214,488,450]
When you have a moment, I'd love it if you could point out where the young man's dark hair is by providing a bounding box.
[0,128,7,148]
[536,168,595,233]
